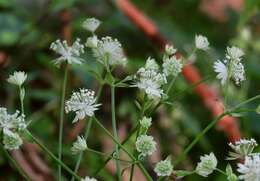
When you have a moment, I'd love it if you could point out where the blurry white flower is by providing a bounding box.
[145,57,159,71]
[65,89,101,123]
[140,117,152,130]
[240,27,251,41]
[230,61,245,85]
[226,46,244,61]
[82,18,101,33]
[163,56,183,77]
[154,157,173,177]
[195,35,209,51]
[86,35,98,48]
[3,128,23,150]
[196,152,217,177]
[71,136,87,155]
[81,176,97,181]
[92,36,127,67]
[135,135,156,157]
[228,138,257,160]
[50,39,84,66]
[213,60,228,85]
[0,107,26,131]
[165,44,177,56]
[7,71,27,86]
[237,153,260,181]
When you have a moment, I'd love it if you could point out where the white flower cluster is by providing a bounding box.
[134,57,167,100]
[7,71,27,86]
[213,46,245,85]
[162,54,183,77]
[50,39,85,67]
[195,152,217,177]
[135,135,156,157]
[71,136,87,155]
[81,176,97,181]
[0,107,26,150]
[82,18,101,33]
[195,34,210,51]
[65,89,101,123]
[140,117,152,130]
[154,157,173,177]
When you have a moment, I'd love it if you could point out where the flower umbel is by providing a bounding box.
[92,36,127,67]
[154,157,173,177]
[7,71,27,86]
[71,136,87,155]
[237,153,260,181]
[196,152,217,177]
[82,18,101,33]
[140,117,152,130]
[195,34,209,51]
[65,89,101,123]
[228,138,257,160]
[163,55,183,77]
[135,135,156,157]
[3,128,23,150]
[50,39,84,66]
[81,176,97,181]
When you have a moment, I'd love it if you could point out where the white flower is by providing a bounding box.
[0,107,26,131]
[140,117,152,130]
[213,60,228,85]
[3,128,23,150]
[81,176,97,181]
[50,39,84,66]
[231,61,245,85]
[71,136,87,155]
[65,89,101,123]
[228,138,257,160]
[86,35,98,48]
[92,36,127,67]
[195,34,209,51]
[82,18,101,33]
[237,153,260,181]
[135,135,156,157]
[165,44,177,55]
[196,152,217,177]
[134,65,167,100]
[154,157,173,177]
[145,57,159,71]
[7,71,27,86]
[163,56,183,77]
[226,46,244,61]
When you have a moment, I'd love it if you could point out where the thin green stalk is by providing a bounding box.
[19,86,24,115]
[92,117,153,181]
[216,168,227,176]
[0,144,30,181]
[111,85,122,181]
[93,124,139,176]
[58,63,69,180]
[166,77,177,95]
[26,130,81,181]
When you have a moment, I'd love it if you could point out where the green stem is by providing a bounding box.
[0,144,30,181]
[92,117,153,181]
[111,85,122,181]
[26,130,81,180]
[58,63,69,180]
[166,77,177,95]
[19,86,24,115]
[216,168,227,176]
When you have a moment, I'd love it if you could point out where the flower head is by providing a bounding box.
[165,44,177,56]
[81,176,97,181]
[154,157,173,177]
[65,89,101,123]
[71,136,87,155]
[82,18,101,33]
[92,36,127,67]
[237,153,260,181]
[135,135,156,157]
[7,71,27,86]
[163,56,183,77]
[86,35,98,48]
[228,138,257,160]
[145,57,159,71]
[3,128,23,150]
[50,39,84,66]
[195,34,209,51]
[196,152,217,177]
[213,60,228,85]
[226,46,244,61]
[0,107,26,131]
[140,117,152,130]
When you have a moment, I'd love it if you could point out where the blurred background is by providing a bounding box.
[0,0,260,180]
